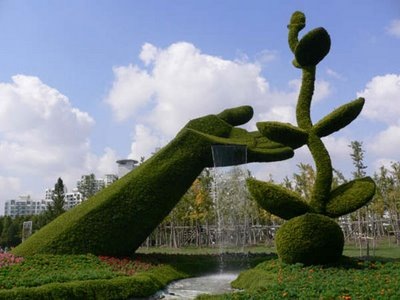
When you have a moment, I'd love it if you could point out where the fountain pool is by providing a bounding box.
[152,272,239,299]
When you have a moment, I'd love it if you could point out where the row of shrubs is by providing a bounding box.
[0,252,272,299]
[0,253,187,299]
[0,266,184,300]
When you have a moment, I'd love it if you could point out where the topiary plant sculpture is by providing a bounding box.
[13,106,294,256]
[247,11,376,265]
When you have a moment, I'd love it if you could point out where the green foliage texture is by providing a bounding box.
[0,264,183,300]
[199,257,400,299]
[275,213,344,265]
[13,106,293,256]
[247,11,376,264]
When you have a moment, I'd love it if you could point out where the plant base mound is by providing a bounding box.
[276,213,344,265]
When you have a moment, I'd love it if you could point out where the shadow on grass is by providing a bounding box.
[316,255,400,271]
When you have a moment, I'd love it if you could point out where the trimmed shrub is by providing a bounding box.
[276,213,344,265]
[0,265,184,300]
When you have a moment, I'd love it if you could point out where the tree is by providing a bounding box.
[349,141,367,179]
[332,168,347,189]
[349,141,370,248]
[47,178,66,218]
[293,163,315,201]
[0,216,13,247]
[0,216,28,248]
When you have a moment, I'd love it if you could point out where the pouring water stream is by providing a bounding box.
[151,145,248,299]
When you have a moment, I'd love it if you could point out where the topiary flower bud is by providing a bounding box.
[288,11,306,30]
[295,27,331,67]
[288,11,306,54]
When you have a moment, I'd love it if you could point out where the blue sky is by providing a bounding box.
[0,1,399,213]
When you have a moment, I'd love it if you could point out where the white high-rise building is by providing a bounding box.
[4,195,49,218]
[103,174,118,187]
[45,188,54,201]
[116,159,138,178]
[64,189,83,210]
[76,175,105,199]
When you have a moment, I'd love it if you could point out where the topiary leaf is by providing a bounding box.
[325,177,376,218]
[247,178,311,220]
[256,121,308,149]
[295,27,330,67]
[313,98,365,138]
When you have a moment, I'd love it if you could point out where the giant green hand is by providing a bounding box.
[183,105,294,165]
[13,105,293,256]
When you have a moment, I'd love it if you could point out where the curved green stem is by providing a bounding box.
[308,133,332,213]
[296,66,315,129]
[296,66,333,213]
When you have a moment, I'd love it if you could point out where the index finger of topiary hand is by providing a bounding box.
[247,145,294,163]
[217,105,254,126]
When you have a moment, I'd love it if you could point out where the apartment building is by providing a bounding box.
[4,195,50,218]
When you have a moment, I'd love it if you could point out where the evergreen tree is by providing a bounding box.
[332,168,347,189]
[349,140,370,252]
[48,178,66,219]
[293,163,315,201]
[349,140,367,179]
[0,216,13,247]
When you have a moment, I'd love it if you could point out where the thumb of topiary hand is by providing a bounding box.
[217,105,254,126]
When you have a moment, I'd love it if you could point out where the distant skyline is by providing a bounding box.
[0,1,399,214]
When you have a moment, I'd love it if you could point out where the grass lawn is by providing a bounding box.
[343,241,400,258]
[197,256,400,299]
[138,240,400,259]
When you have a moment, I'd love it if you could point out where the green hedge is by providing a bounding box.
[0,265,184,300]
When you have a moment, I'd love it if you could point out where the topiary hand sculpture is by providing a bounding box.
[247,11,376,265]
[13,106,294,256]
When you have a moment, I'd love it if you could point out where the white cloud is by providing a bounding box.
[386,19,400,38]
[372,158,394,173]
[257,106,295,124]
[128,124,161,160]
[250,145,313,183]
[0,75,97,205]
[254,49,278,65]
[105,42,274,156]
[139,43,159,65]
[97,147,119,176]
[314,80,331,102]
[359,74,400,124]
[326,68,345,80]
[105,65,154,121]
[0,176,21,194]
[369,124,400,157]
[323,136,354,172]
[105,42,335,161]
[287,78,331,103]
